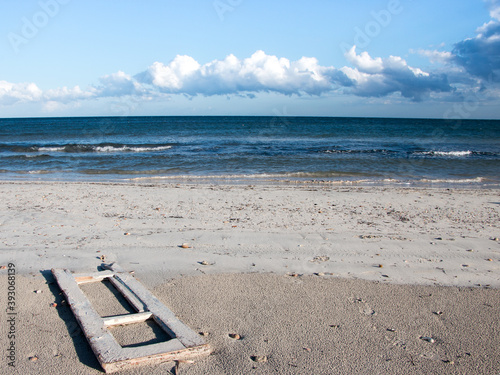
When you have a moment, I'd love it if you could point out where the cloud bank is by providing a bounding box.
[0,48,457,107]
[134,51,344,96]
[1,3,499,109]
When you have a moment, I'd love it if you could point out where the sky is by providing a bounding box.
[0,0,499,118]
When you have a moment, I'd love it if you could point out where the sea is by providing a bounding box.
[0,116,499,187]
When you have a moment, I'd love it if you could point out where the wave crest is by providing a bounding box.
[419,150,473,157]
[6,143,174,153]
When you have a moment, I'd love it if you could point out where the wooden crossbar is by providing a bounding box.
[103,312,153,327]
[73,270,114,284]
[52,263,211,373]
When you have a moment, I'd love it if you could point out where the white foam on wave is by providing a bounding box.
[129,172,370,180]
[94,145,172,152]
[37,145,172,153]
[420,150,473,157]
[434,150,472,157]
[38,147,65,152]
[418,177,484,183]
[27,170,51,174]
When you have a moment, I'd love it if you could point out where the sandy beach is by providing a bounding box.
[0,181,499,374]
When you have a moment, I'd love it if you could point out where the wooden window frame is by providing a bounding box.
[52,263,211,373]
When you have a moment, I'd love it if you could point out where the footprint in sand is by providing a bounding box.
[354,298,376,316]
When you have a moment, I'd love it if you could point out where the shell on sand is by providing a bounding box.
[251,355,267,363]
[420,336,435,343]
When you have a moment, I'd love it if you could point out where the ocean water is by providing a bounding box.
[0,116,498,186]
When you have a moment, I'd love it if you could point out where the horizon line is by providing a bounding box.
[1,115,499,122]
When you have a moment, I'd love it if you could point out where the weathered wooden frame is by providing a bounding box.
[51,263,211,373]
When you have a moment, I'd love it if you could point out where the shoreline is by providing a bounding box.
[1,174,499,190]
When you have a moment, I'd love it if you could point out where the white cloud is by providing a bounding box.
[96,71,144,97]
[41,100,81,113]
[489,0,500,20]
[0,81,43,104]
[136,50,341,96]
[341,46,451,101]
[45,85,95,102]
[413,49,454,64]
[144,56,201,90]
[344,47,383,74]
[0,80,94,106]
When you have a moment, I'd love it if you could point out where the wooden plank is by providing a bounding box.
[103,343,212,373]
[73,270,114,284]
[114,339,185,360]
[108,275,146,313]
[104,263,206,347]
[103,312,153,327]
[51,268,122,368]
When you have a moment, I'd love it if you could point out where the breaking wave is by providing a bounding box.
[0,143,173,153]
[417,150,473,157]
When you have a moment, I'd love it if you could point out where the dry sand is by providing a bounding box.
[0,181,499,374]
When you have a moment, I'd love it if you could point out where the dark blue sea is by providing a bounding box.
[0,116,498,186]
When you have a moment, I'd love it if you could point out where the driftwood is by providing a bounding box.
[52,263,211,373]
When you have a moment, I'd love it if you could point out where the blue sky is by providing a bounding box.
[1,0,499,118]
